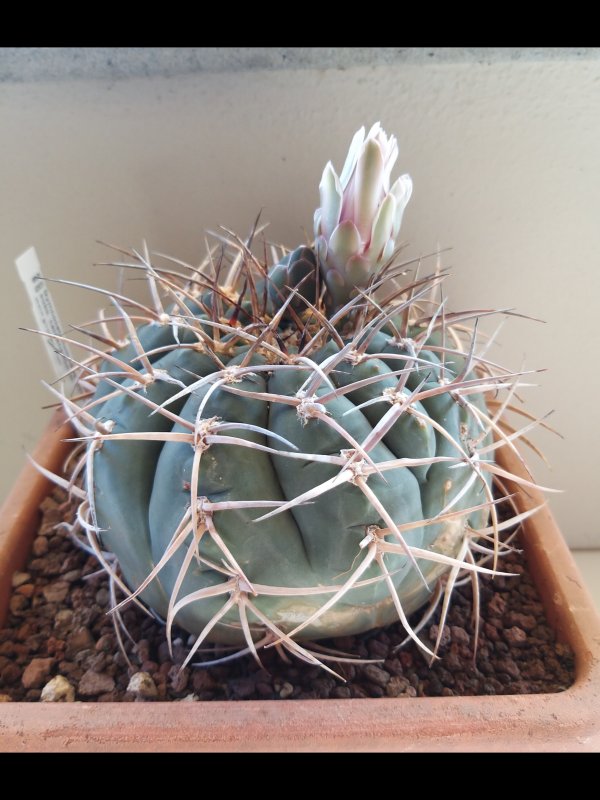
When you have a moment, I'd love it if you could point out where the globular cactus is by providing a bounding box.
[34,125,549,674]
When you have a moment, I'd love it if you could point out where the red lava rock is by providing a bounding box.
[398,651,413,669]
[229,677,256,699]
[479,660,494,675]
[519,584,539,601]
[78,669,116,697]
[0,642,16,657]
[21,658,55,689]
[504,626,527,646]
[312,677,336,698]
[1,663,22,685]
[384,657,403,676]
[74,605,101,629]
[32,537,49,557]
[60,554,81,573]
[157,642,171,664]
[450,626,470,646]
[484,622,500,641]
[488,594,507,617]
[42,581,70,604]
[95,633,115,653]
[362,664,391,688]
[168,665,189,694]
[9,595,29,615]
[332,686,352,699]
[367,639,389,659]
[59,661,83,681]
[13,641,32,658]
[505,612,537,632]
[48,535,63,551]
[62,569,82,583]
[494,657,521,679]
[15,623,32,641]
[86,653,108,674]
[95,588,109,607]
[158,661,173,678]
[65,626,95,659]
[192,670,217,693]
[27,633,50,654]
[155,681,168,700]
[555,642,572,659]
[135,639,151,664]
[38,554,65,577]
[97,691,119,702]
[54,609,74,631]
[443,649,463,671]
[428,624,450,648]
[112,651,129,669]
[426,674,444,696]
[46,637,66,658]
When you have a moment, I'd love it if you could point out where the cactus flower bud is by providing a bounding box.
[314,123,412,308]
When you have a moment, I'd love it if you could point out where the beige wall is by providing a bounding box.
[1,57,599,546]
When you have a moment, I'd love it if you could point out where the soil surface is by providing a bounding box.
[0,489,575,702]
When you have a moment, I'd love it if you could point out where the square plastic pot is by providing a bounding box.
[1,410,599,752]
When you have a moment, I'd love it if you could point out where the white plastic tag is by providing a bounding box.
[16,246,75,392]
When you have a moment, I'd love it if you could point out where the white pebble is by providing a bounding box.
[178,693,199,702]
[127,671,158,699]
[41,675,76,702]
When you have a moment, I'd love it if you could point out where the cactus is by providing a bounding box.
[32,125,551,674]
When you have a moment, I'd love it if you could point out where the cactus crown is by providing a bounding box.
[29,126,553,677]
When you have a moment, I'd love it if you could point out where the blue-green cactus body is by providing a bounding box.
[90,270,493,645]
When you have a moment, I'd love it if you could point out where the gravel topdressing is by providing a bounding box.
[0,490,575,703]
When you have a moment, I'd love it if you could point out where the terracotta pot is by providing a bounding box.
[1,410,599,752]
